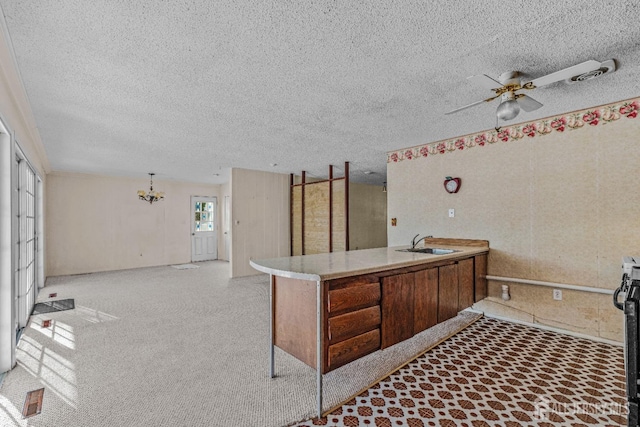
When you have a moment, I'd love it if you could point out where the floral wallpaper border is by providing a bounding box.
[387,98,639,163]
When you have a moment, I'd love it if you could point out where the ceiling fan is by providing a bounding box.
[445,59,616,125]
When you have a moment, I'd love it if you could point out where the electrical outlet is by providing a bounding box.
[553,289,562,300]
[448,208,455,218]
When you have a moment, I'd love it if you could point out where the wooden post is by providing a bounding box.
[329,165,333,253]
[289,173,294,256]
[344,162,349,251]
[301,171,306,255]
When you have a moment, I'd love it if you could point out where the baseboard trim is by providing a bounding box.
[477,310,623,347]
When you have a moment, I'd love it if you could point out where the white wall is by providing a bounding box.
[231,168,289,277]
[46,172,220,276]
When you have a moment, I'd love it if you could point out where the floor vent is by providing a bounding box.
[22,388,44,418]
[32,299,75,315]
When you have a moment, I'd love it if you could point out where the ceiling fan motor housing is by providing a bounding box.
[498,71,520,85]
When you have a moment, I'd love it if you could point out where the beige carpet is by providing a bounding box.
[0,261,480,427]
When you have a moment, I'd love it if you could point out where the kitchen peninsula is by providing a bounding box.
[250,238,489,417]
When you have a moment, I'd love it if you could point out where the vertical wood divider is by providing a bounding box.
[329,165,333,253]
[269,274,275,377]
[301,171,306,255]
[289,164,350,255]
[344,161,350,251]
[289,173,294,256]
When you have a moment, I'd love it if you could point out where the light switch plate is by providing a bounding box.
[448,209,455,218]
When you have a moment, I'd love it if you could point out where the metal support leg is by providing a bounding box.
[316,279,323,418]
[269,274,275,378]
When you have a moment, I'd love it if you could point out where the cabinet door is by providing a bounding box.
[414,267,438,334]
[381,273,414,349]
[438,264,459,322]
[458,258,475,311]
[474,254,488,302]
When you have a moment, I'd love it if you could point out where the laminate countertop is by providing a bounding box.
[250,244,489,282]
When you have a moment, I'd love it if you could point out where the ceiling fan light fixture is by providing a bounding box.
[496,91,520,121]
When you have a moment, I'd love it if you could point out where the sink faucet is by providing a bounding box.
[411,234,433,249]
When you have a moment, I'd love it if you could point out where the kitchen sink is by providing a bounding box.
[397,247,458,255]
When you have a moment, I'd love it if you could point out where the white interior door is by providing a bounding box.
[223,195,230,261]
[191,196,218,262]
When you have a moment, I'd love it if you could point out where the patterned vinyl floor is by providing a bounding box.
[292,318,627,427]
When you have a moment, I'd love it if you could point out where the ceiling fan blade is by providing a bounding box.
[445,95,498,115]
[516,94,543,112]
[525,60,602,88]
[467,74,503,90]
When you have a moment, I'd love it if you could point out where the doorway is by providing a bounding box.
[1,136,43,374]
[223,195,230,261]
[191,196,218,262]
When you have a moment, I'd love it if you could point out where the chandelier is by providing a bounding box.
[138,173,165,204]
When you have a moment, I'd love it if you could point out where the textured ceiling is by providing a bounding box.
[1,1,639,185]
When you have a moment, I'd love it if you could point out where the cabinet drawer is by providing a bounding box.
[328,329,380,371]
[328,305,381,344]
[328,282,381,314]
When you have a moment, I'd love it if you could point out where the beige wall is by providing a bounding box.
[291,180,386,254]
[349,183,387,250]
[291,178,349,255]
[231,168,290,277]
[46,172,220,276]
[388,99,640,342]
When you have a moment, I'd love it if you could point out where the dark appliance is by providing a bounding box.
[614,257,640,427]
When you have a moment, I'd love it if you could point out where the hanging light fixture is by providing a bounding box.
[138,173,165,204]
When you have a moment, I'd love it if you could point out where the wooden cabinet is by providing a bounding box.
[437,263,459,322]
[383,254,487,348]
[325,278,381,371]
[328,306,380,344]
[328,329,380,370]
[381,273,415,348]
[328,282,380,314]
[413,267,438,334]
[458,258,475,311]
[272,248,488,373]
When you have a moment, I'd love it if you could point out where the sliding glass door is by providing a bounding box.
[15,150,37,330]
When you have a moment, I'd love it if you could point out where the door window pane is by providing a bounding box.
[194,199,215,233]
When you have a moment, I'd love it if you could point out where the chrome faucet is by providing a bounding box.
[411,234,433,249]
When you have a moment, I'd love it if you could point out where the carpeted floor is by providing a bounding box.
[0,261,481,427]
